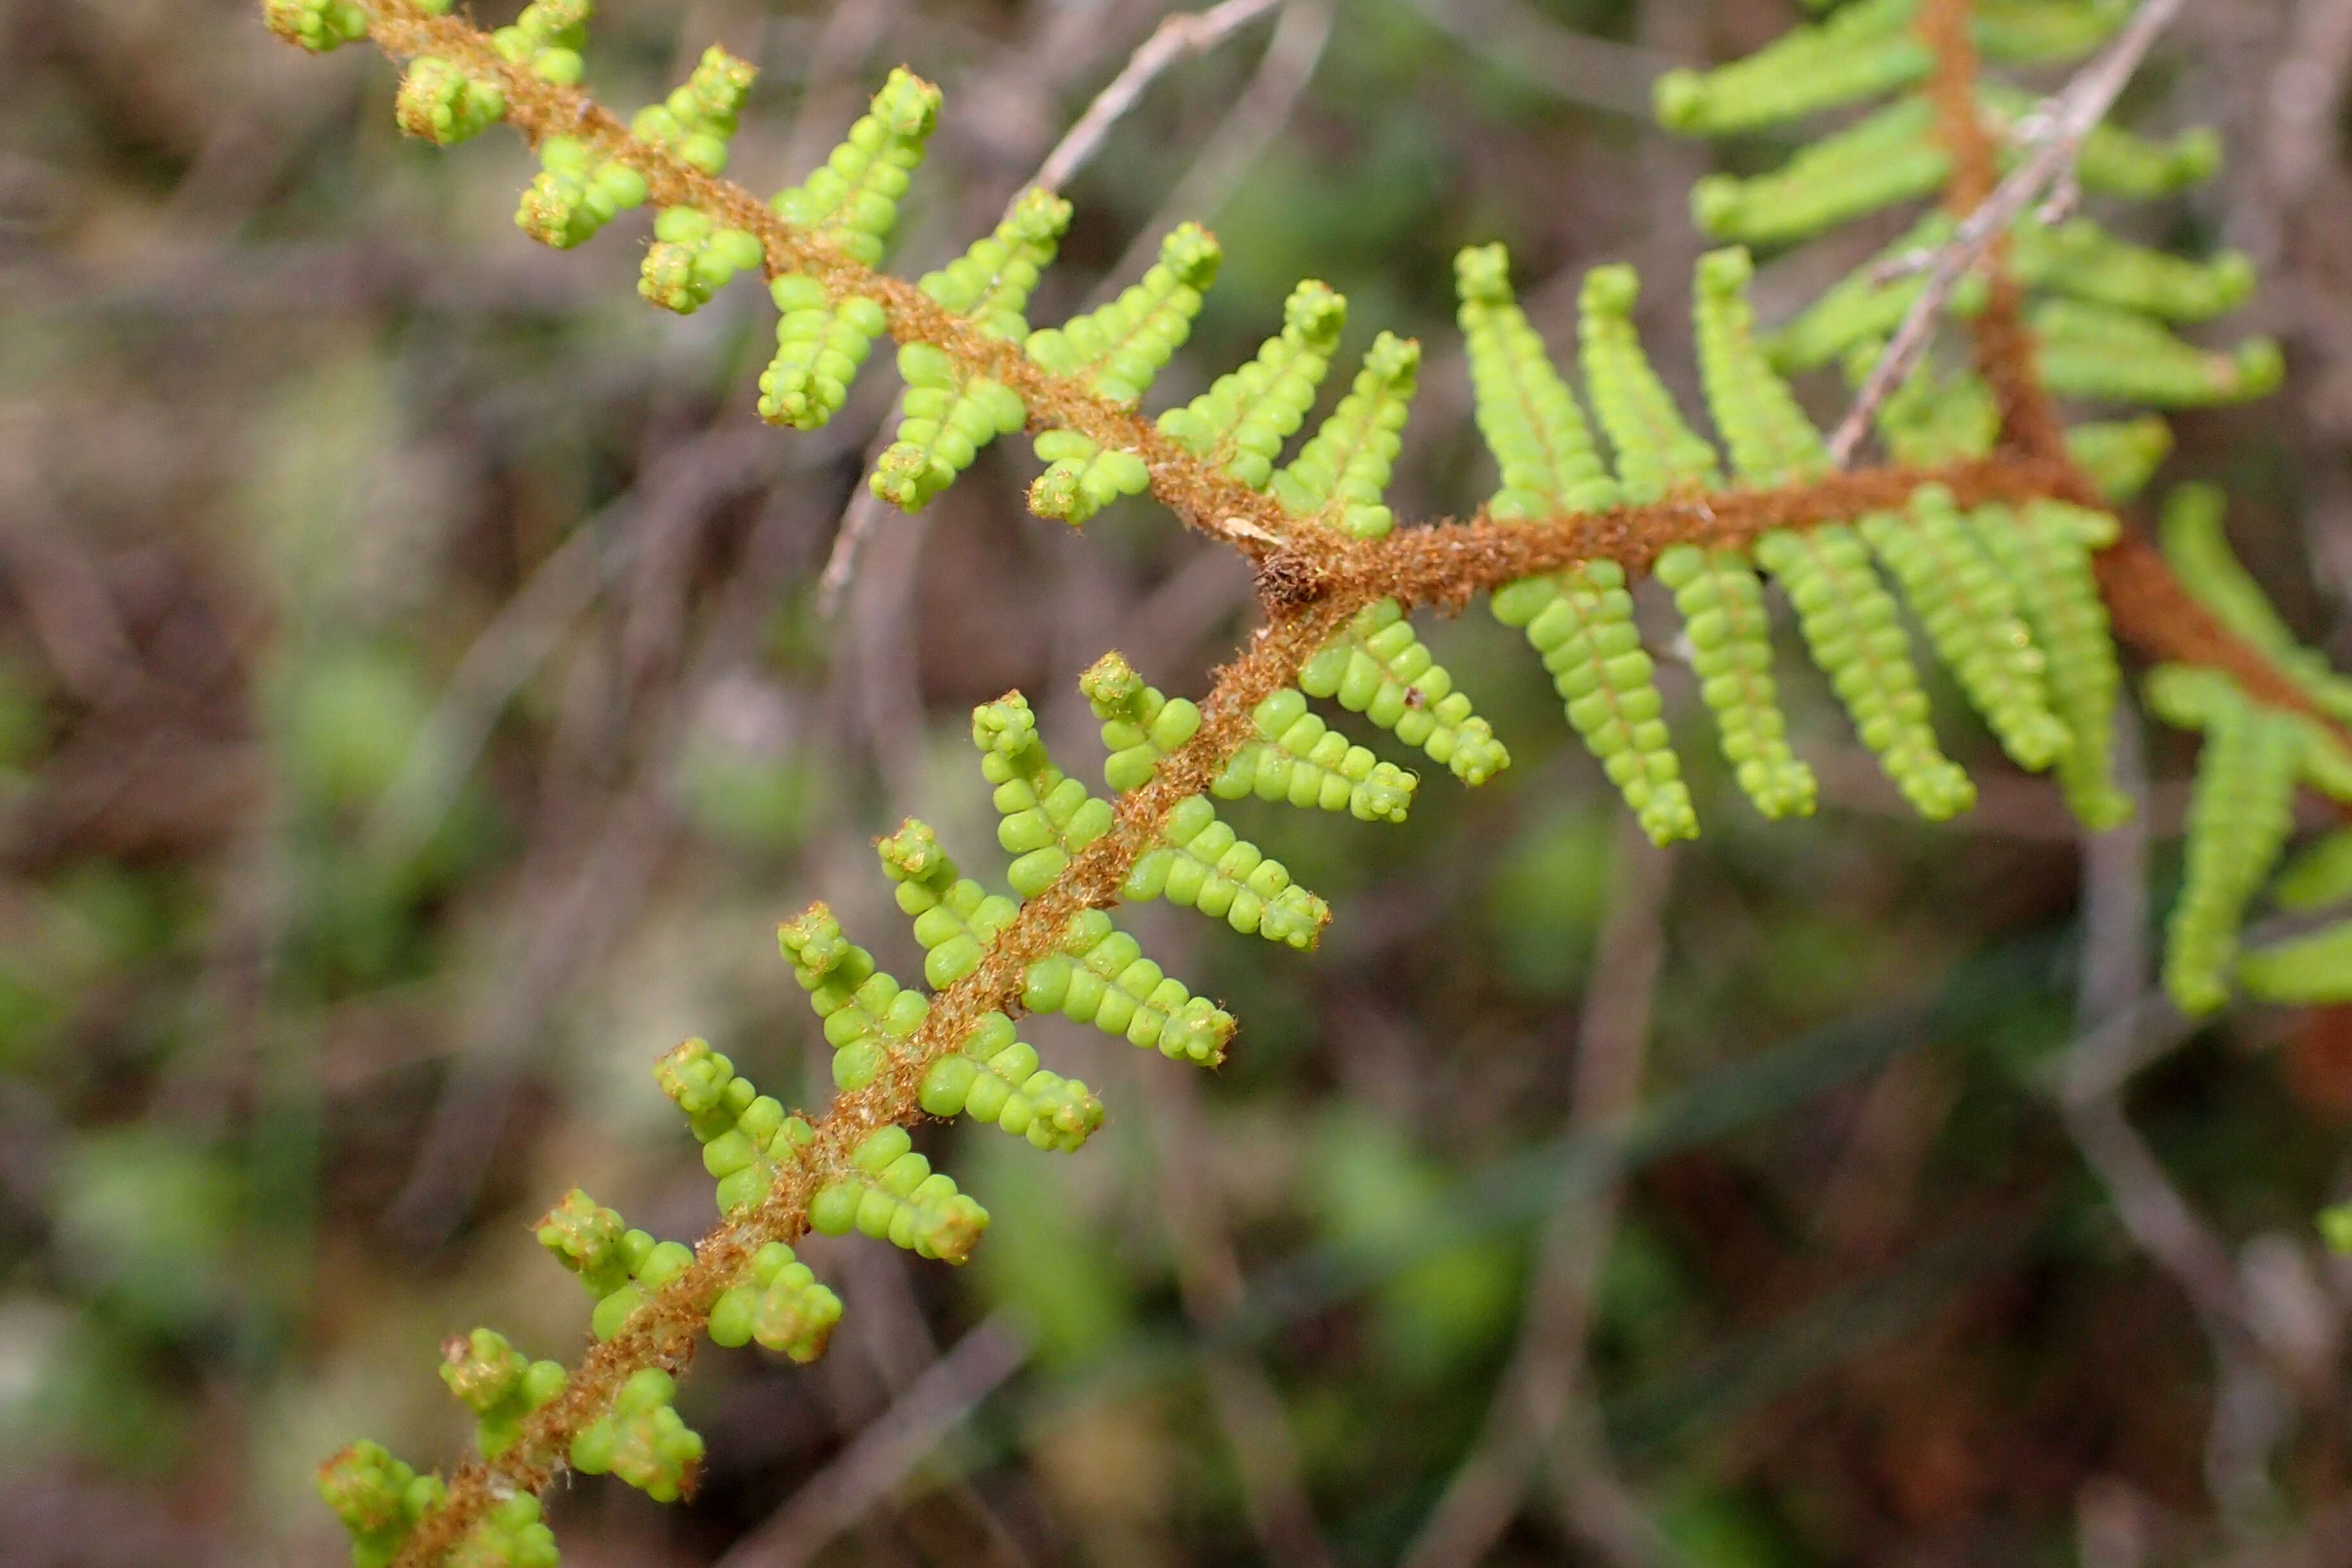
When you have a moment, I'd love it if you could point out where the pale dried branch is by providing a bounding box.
[1829,0,2190,466]
[1021,0,1286,210]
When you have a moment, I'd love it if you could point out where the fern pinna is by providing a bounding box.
[271,0,2352,1562]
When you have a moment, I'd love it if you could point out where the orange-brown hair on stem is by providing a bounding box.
[305,0,2352,1560]
[1916,0,2070,461]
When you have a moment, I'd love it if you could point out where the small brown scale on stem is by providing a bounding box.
[328,0,2352,1558]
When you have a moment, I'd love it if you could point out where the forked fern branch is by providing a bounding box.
[271,1,2352,1563]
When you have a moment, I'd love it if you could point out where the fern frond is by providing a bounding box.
[1655,543,1819,819]
[2238,921,2352,1005]
[2275,830,2352,912]
[1694,248,1970,818]
[2031,299,2283,407]
[2011,221,2255,323]
[1082,653,1332,946]
[1456,244,1618,518]
[1862,484,2071,770]
[280,4,2352,1562]
[1975,500,2133,828]
[1773,215,1968,374]
[536,1188,700,1342]
[267,0,376,52]
[636,48,762,314]
[1160,280,1348,489]
[1755,524,1975,818]
[654,1038,809,1214]
[2146,665,2308,1014]
[1982,85,2220,197]
[1025,907,1236,1064]
[1241,325,1508,786]
[1972,0,2129,63]
[440,1329,567,1463]
[1217,686,1419,822]
[1272,332,1420,540]
[779,903,935,1087]
[316,1440,470,1568]
[760,69,942,430]
[1694,248,1832,484]
[873,821,1107,1150]
[1297,598,1512,784]
[1028,224,1223,525]
[808,1123,989,1263]
[1451,251,1692,837]
[706,1241,844,1363]
[873,188,1073,511]
[1857,352,1998,466]
[1577,265,1721,500]
[394,53,505,145]
[971,693,1238,1062]
[1653,0,1926,135]
[515,132,648,250]
[1691,96,1944,248]
[1653,0,2127,135]
[2067,416,2173,502]
[568,1368,703,1503]
[2159,484,2352,724]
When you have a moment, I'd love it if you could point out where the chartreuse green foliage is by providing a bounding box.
[2135,491,2352,1009]
[1029,223,1223,524]
[318,1441,556,1567]
[1456,245,1694,844]
[1660,0,2274,419]
[656,1037,805,1213]
[2034,300,2283,407]
[1651,0,2124,135]
[1978,499,2135,828]
[2275,830,2352,913]
[306,3,2352,1558]
[570,1368,702,1503]
[1082,652,1333,945]
[1696,247,1976,819]
[1864,485,2071,769]
[1160,279,1347,486]
[1576,264,1723,502]
[491,0,590,85]
[1299,599,1512,784]
[810,1123,989,1262]
[537,1188,698,1342]
[1217,685,1419,822]
[636,49,761,314]
[876,824,1106,1149]
[2161,485,2352,724]
[969,690,1237,1062]
[1270,330,1421,540]
[1775,217,2253,380]
[2067,416,2174,504]
[1241,328,1513,785]
[2238,921,2352,1007]
[873,189,1073,510]
[2143,664,2352,1013]
[1655,0,2279,842]
[266,0,377,52]
[440,1329,567,1461]
[1576,262,1823,822]
[762,69,941,430]
[708,1242,842,1363]
[395,32,505,147]
[318,1442,450,1568]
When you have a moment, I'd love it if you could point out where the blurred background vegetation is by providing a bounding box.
[8,0,2352,1562]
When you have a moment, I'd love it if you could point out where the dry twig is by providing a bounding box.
[1829,0,2191,465]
